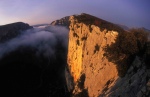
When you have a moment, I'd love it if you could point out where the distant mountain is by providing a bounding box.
[117,24,130,30]
[117,25,150,32]
[0,22,32,43]
[32,24,49,27]
[141,27,150,32]
[51,16,70,27]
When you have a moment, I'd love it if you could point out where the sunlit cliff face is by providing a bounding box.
[67,16,82,82]
[66,14,150,97]
[67,47,82,82]
[47,14,150,96]
[67,15,119,96]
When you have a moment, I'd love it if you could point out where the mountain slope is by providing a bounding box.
[51,16,70,27]
[0,22,32,43]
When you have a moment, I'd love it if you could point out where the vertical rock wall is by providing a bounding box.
[67,16,119,97]
[66,14,150,97]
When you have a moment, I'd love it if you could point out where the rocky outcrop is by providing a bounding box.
[67,14,122,97]
[0,22,32,43]
[51,16,70,27]
[66,13,150,97]
[100,56,150,97]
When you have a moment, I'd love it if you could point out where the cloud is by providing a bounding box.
[0,26,69,59]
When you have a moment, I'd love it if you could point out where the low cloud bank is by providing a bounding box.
[0,26,69,59]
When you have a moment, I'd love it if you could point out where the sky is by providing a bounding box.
[0,0,150,29]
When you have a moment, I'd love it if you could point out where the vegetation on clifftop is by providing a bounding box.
[74,13,124,33]
[104,28,149,77]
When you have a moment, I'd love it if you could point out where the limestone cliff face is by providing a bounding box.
[66,14,150,97]
[67,14,120,97]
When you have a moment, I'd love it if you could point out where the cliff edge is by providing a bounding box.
[66,13,150,97]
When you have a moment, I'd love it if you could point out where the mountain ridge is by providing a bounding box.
[0,13,149,97]
[66,13,150,97]
[0,22,32,43]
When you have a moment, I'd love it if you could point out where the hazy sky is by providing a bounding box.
[0,0,150,29]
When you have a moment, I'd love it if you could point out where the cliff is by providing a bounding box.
[66,13,150,97]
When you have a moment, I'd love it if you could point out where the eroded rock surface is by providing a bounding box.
[67,14,120,97]
[100,56,150,97]
[66,13,150,97]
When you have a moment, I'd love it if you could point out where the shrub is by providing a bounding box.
[94,44,100,54]
[73,32,79,38]
[81,36,87,41]
[130,28,149,55]
[74,13,124,33]
[77,73,85,89]
[76,39,80,46]
[89,25,92,32]
[145,42,150,68]
[72,28,74,31]
[73,89,89,97]
[104,28,149,77]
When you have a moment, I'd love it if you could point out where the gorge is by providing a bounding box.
[0,13,150,97]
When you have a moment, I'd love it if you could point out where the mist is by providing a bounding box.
[0,25,70,97]
[0,26,69,59]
